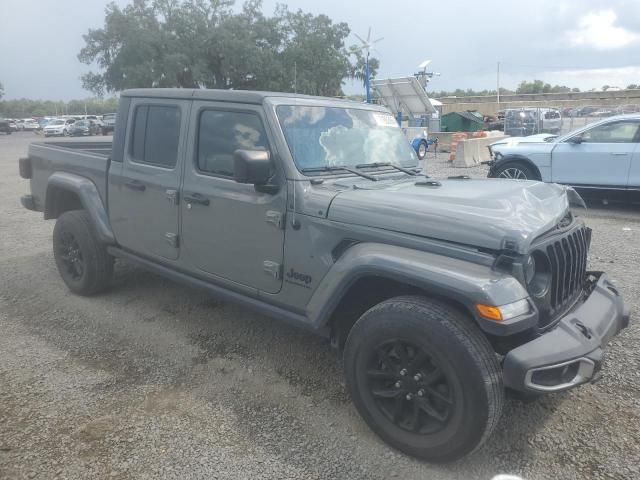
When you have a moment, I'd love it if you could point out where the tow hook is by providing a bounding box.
[574,321,592,339]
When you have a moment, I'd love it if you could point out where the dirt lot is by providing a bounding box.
[1,132,639,479]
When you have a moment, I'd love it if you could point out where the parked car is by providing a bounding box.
[43,119,72,137]
[615,104,640,115]
[586,109,615,117]
[487,114,640,196]
[19,88,630,462]
[101,113,116,135]
[22,119,41,131]
[575,106,599,117]
[8,120,18,132]
[68,119,101,136]
[37,118,52,129]
[0,118,12,134]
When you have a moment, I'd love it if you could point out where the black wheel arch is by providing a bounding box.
[44,172,116,244]
[325,272,480,351]
[489,154,541,180]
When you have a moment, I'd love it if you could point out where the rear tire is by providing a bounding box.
[343,296,503,462]
[53,210,114,296]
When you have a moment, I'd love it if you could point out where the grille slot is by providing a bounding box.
[544,227,589,320]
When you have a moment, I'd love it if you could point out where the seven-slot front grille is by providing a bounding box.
[545,226,590,314]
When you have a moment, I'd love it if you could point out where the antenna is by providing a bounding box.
[354,27,384,103]
[414,59,440,90]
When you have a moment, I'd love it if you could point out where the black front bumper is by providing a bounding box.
[503,273,629,393]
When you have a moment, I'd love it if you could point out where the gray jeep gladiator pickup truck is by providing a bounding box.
[19,88,629,462]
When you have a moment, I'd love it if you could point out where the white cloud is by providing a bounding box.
[566,10,639,50]
[543,66,640,90]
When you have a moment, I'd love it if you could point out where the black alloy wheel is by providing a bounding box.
[366,339,455,435]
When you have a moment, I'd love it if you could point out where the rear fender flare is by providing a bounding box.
[45,172,115,244]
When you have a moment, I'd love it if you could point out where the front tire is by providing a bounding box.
[53,210,114,295]
[491,161,538,180]
[343,296,503,462]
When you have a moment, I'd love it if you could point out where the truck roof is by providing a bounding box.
[121,88,384,110]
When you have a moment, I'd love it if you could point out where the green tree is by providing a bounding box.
[79,0,363,97]
[0,97,119,118]
[347,46,379,85]
[516,79,546,94]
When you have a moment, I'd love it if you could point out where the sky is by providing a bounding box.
[1,0,640,100]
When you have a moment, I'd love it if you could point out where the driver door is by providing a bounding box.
[551,119,639,187]
[180,103,287,294]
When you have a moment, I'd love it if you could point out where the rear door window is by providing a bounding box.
[130,105,181,168]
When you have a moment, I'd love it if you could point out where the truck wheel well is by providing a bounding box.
[328,276,474,351]
[45,187,83,220]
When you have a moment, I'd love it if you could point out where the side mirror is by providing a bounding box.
[568,135,583,145]
[233,149,271,185]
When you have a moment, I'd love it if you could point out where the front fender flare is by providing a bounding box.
[307,243,533,334]
[45,172,115,244]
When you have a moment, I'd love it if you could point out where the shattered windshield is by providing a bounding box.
[276,105,418,172]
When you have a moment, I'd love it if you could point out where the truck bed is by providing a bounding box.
[26,140,113,212]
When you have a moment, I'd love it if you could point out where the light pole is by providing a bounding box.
[365,52,371,103]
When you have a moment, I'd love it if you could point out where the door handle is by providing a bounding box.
[124,180,146,191]
[610,152,629,156]
[184,192,210,207]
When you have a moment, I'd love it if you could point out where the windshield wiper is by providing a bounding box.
[355,162,419,176]
[301,166,378,181]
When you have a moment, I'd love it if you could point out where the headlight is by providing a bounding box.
[525,251,552,298]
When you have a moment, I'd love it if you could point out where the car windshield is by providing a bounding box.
[75,121,88,126]
[51,120,65,125]
[276,105,418,171]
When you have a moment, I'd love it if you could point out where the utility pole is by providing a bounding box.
[497,61,501,106]
[294,61,297,94]
[365,52,371,104]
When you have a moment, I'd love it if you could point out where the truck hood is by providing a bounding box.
[327,178,570,253]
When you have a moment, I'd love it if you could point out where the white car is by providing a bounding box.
[22,119,41,131]
[43,119,70,137]
[487,114,640,193]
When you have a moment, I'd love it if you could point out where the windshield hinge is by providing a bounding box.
[164,232,179,248]
[263,261,283,280]
[266,210,285,230]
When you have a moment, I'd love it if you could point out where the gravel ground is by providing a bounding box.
[1,132,639,480]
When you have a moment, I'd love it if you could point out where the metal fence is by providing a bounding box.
[499,104,640,137]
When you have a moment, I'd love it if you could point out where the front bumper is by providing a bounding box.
[503,273,629,393]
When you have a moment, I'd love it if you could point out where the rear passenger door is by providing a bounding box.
[109,100,188,261]
[180,102,286,293]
